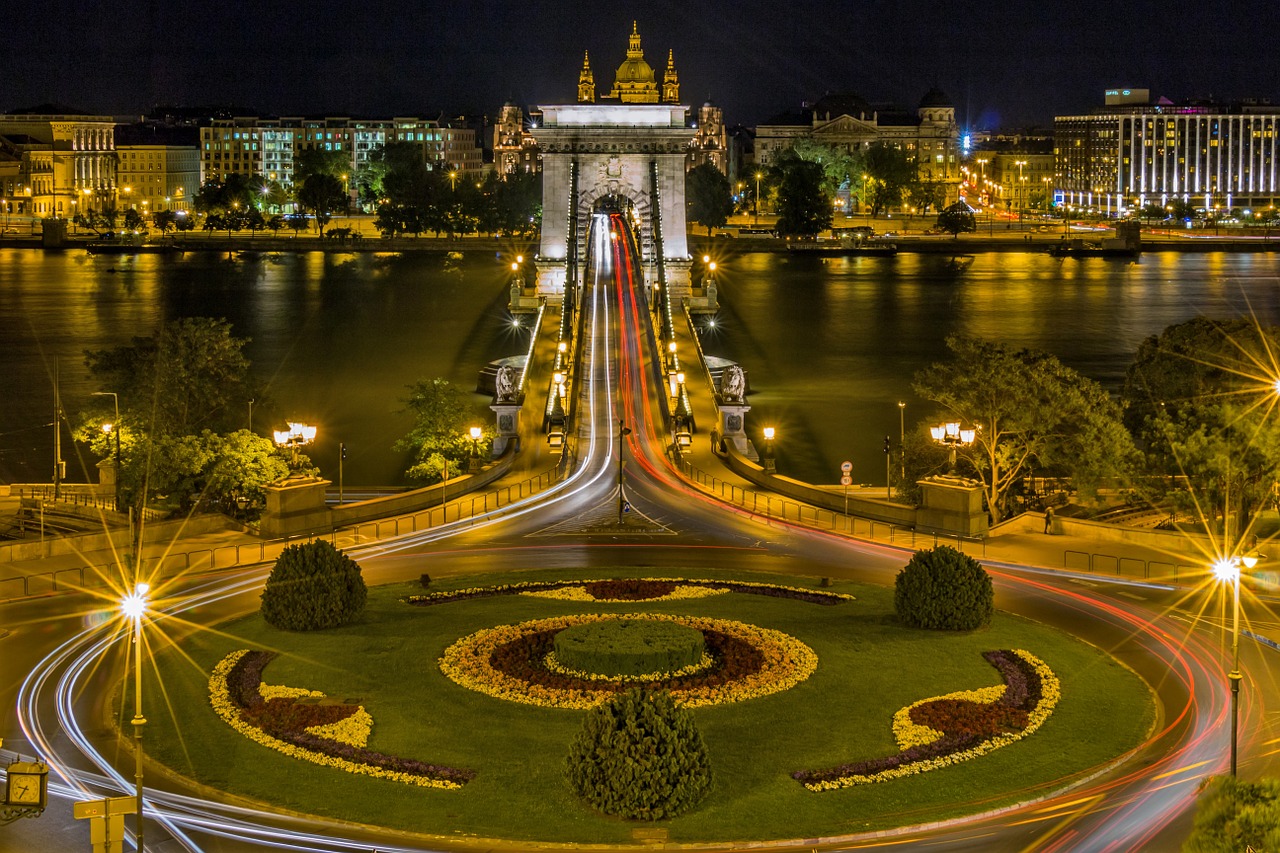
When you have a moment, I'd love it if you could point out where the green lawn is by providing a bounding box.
[140,567,1154,843]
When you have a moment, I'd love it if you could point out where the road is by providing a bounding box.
[1,210,1265,852]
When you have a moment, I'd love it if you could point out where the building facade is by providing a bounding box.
[984,146,1055,213]
[493,102,542,175]
[687,102,727,173]
[0,110,118,216]
[578,22,680,106]
[115,124,200,212]
[754,89,961,205]
[1055,89,1280,215]
[200,116,483,187]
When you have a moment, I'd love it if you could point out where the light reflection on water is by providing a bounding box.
[3,248,1280,488]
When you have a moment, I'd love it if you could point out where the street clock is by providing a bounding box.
[5,760,49,808]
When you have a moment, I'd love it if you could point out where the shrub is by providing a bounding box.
[260,540,367,631]
[553,619,706,677]
[566,688,711,820]
[1183,775,1280,852]
[894,545,993,631]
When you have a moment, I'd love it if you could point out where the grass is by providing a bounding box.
[138,567,1154,843]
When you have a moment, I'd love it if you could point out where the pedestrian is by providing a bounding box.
[1043,506,1054,534]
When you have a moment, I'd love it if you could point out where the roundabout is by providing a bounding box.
[134,568,1155,845]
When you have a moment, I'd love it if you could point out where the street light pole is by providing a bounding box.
[754,172,762,226]
[617,420,632,524]
[121,582,150,853]
[1215,553,1256,776]
[92,391,120,512]
[897,401,906,482]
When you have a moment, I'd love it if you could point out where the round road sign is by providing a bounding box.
[840,475,853,486]
[840,461,853,473]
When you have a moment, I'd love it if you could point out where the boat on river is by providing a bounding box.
[785,238,898,257]
[1047,238,1140,259]
[85,241,180,255]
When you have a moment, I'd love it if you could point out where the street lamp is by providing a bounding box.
[92,391,120,511]
[617,420,632,524]
[897,401,907,482]
[1214,552,1257,776]
[120,581,150,852]
[762,426,776,474]
[930,421,975,474]
[754,171,763,225]
[273,422,317,468]
[468,426,482,472]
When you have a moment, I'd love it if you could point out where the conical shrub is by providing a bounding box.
[260,540,367,631]
[894,545,994,630]
[566,688,711,820]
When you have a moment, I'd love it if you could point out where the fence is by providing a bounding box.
[1063,549,1199,581]
[671,452,986,557]
[2,459,568,602]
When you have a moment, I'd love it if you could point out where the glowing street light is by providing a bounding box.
[468,425,483,472]
[92,390,121,511]
[273,421,317,467]
[762,426,776,474]
[120,581,150,851]
[930,421,976,474]
[1214,552,1258,776]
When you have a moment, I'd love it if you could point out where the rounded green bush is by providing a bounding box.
[566,688,711,820]
[894,545,994,631]
[260,540,367,631]
[554,619,705,677]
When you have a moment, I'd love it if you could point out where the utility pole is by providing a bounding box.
[617,420,632,524]
[53,359,63,501]
[339,442,346,505]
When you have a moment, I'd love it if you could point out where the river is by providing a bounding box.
[2,247,1278,488]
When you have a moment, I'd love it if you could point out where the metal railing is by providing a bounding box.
[1063,550,1199,581]
[671,452,986,557]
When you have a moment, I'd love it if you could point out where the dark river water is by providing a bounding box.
[2,247,1279,487]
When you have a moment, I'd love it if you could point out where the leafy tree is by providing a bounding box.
[394,377,485,483]
[285,212,309,236]
[894,546,993,630]
[193,174,254,214]
[936,201,977,237]
[266,214,284,236]
[771,150,832,237]
[493,169,541,237]
[1139,203,1168,225]
[914,336,1136,523]
[152,210,177,234]
[1168,198,1198,222]
[685,163,734,236]
[85,317,253,438]
[123,209,145,231]
[244,206,266,236]
[260,540,367,631]
[292,148,351,185]
[792,139,863,199]
[566,688,711,820]
[908,176,947,215]
[296,173,347,237]
[174,211,195,232]
[1182,775,1280,852]
[1122,317,1280,536]
[863,143,917,216]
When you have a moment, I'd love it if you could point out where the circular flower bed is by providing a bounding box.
[407,577,854,607]
[439,613,818,709]
[552,618,707,677]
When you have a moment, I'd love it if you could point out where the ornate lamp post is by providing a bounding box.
[273,422,317,469]
[762,426,776,474]
[1214,552,1257,776]
[929,421,975,474]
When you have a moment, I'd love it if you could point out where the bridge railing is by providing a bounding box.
[670,451,985,558]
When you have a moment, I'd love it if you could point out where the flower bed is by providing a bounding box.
[210,650,475,788]
[439,613,818,709]
[407,577,854,606]
[791,650,1060,790]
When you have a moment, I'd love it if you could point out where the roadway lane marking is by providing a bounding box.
[1151,759,1211,780]
[1016,794,1104,853]
[1115,590,1146,600]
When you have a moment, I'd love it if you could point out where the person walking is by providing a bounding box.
[1043,506,1054,534]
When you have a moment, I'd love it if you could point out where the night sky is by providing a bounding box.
[3,0,1274,130]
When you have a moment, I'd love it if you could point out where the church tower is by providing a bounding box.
[662,49,679,103]
[577,51,595,103]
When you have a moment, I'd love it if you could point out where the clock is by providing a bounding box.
[5,761,48,808]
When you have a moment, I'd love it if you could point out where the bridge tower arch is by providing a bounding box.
[534,103,695,305]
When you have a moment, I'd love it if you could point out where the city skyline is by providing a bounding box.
[2,0,1275,129]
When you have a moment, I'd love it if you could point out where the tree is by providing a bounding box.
[566,688,711,820]
[285,212,309,236]
[685,163,734,236]
[123,209,146,231]
[296,173,346,237]
[791,139,863,200]
[493,169,541,237]
[895,546,994,630]
[1139,203,1168,225]
[863,143,917,216]
[85,317,253,438]
[292,148,351,185]
[152,210,177,235]
[914,336,1136,523]
[260,540,367,631]
[771,151,831,237]
[936,201,977,237]
[1182,775,1280,852]
[394,377,481,483]
[1122,317,1280,536]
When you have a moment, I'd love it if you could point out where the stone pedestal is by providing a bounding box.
[916,477,988,537]
[718,402,756,460]
[96,458,117,493]
[260,476,332,539]
[663,258,692,303]
[533,259,567,307]
[491,402,522,457]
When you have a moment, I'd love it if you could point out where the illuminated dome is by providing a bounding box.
[608,21,660,103]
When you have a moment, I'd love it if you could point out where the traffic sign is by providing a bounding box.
[840,461,852,473]
[840,475,852,486]
[623,501,632,514]
[74,796,136,819]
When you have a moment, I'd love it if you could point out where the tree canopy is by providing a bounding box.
[936,201,977,237]
[771,151,832,237]
[914,336,1136,522]
[862,143,917,216]
[394,377,489,483]
[1122,316,1280,537]
[685,163,734,235]
[296,173,347,237]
